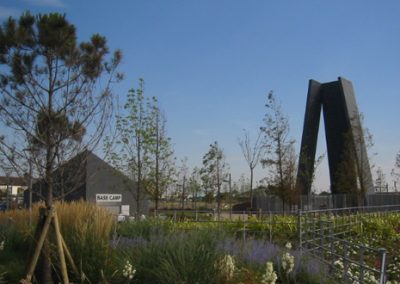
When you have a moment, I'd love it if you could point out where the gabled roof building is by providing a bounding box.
[27,151,149,215]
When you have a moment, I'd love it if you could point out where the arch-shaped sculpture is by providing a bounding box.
[296,77,373,206]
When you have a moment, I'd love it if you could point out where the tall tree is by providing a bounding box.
[238,129,263,209]
[200,141,228,217]
[147,108,175,210]
[260,91,297,210]
[105,79,154,216]
[0,12,121,282]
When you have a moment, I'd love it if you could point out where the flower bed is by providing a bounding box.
[0,203,399,283]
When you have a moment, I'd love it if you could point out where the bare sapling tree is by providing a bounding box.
[391,151,400,191]
[0,12,122,282]
[375,167,387,192]
[238,129,263,209]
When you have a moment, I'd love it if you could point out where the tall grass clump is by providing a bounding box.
[0,201,116,283]
[56,201,116,282]
[0,206,39,283]
[125,230,224,284]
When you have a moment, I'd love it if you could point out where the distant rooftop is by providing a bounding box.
[0,176,27,186]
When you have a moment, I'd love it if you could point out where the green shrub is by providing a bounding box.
[116,230,225,284]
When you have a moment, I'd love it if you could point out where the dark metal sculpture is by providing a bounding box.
[296,77,373,206]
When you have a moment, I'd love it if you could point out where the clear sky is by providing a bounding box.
[1,0,400,191]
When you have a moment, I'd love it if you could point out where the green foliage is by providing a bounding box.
[0,11,122,208]
[1,206,400,283]
[117,218,176,239]
[200,141,229,212]
[105,78,175,212]
[0,224,28,283]
[132,231,221,284]
[260,91,297,207]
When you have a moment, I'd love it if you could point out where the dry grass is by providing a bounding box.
[0,201,115,239]
[0,201,116,282]
[56,200,115,240]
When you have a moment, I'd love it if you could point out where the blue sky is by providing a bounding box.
[1,0,400,191]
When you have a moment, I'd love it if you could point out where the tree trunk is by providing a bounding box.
[40,82,54,283]
[136,135,141,217]
[250,167,254,209]
[40,116,54,282]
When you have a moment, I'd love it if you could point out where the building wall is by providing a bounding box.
[0,185,26,196]
[85,153,149,215]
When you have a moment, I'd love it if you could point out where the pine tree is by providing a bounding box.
[0,12,121,282]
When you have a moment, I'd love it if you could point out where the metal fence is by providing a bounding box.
[298,205,400,284]
[150,205,400,283]
[151,209,297,242]
[254,193,400,211]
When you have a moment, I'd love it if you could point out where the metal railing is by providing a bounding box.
[150,209,297,242]
[298,205,400,283]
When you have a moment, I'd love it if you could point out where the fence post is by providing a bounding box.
[359,246,365,283]
[379,248,387,284]
[298,209,302,255]
[243,218,246,241]
[269,212,272,243]
[342,242,349,283]
[328,215,334,265]
[319,219,324,254]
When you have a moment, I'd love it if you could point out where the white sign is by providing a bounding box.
[96,194,122,202]
[121,205,130,216]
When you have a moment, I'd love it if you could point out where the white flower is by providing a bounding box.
[261,261,278,284]
[282,252,294,274]
[285,242,292,250]
[214,254,235,280]
[122,260,136,281]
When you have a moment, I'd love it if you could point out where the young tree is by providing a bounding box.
[0,12,121,282]
[188,166,202,210]
[260,91,297,210]
[176,157,189,209]
[105,79,155,216]
[200,141,228,217]
[147,108,175,210]
[238,129,264,209]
